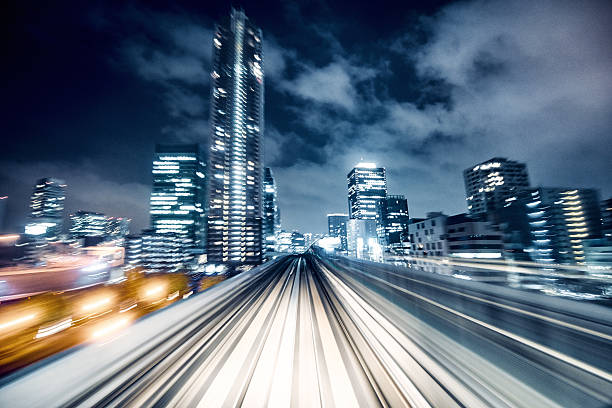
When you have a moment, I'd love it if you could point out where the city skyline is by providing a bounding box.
[2,0,612,235]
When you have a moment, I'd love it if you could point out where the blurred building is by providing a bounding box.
[446,213,504,259]
[291,231,306,254]
[273,230,305,254]
[263,168,281,254]
[25,178,66,241]
[583,239,612,270]
[347,163,387,239]
[524,187,601,264]
[346,219,380,260]
[381,195,409,250]
[303,233,325,249]
[496,187,602,265]
[207,9,264,266]
[105,217,130,238]
[327,213,348,253]
[408,213,448,258]
[464,158,529,216]
[0,196,7,232]
[602,198,612,239]
[140,229,186,273]
[69,211,107,237]
[123,234,143,270]
[276,231,292,253]
[150,144,206,266]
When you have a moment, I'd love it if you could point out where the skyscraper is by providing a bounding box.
[327,213,349,252]
[262,167,280,254]
[381,195,410,247]
[150,144,206,262]
[347,163,387,220]
[464,157,530,215]
[25,178,66,240]
[207,9,264,265]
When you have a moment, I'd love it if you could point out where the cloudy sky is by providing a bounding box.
[2,0,611,234]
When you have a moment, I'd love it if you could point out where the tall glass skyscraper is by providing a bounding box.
[207,9,264,265]
[347,163,387,237]
[25,177,66,241]
[263,167,280,254]
[150,144,206,263]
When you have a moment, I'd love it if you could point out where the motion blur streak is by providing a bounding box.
[0,253,611,407]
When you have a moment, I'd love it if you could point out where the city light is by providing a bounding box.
[0,3,611,407]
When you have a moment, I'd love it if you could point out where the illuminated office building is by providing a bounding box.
[464,158,529,215]
[511,187,602,264]
[25,178,66,241]
[207,9,264,265]
[69,211,107,237]
[263,168,280,254]
[140,229,185,273]
[327,213,348,252]
[150,144,206,262]
[381,195,409,248]
[347,163,387,241]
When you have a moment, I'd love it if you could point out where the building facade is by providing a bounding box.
[25,178,66,241]
[105,217,131,238]
[140,229,186,273]
[69,211,107,237]
[346,218,380,260]
[408,213,448,258]
[522,187,601,264]
[327,213,349,253]
[207,9,264,265]
[446,214,504,259]
[381,195,409,248]
[347,163,387,222]
[123,234,143,270]
[262,167,280,254]
[464,158,529,215]
[602,198,612,239]
[150,144,206,264]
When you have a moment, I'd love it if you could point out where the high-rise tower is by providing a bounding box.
[207,9,264,265]
[347,162,387,225]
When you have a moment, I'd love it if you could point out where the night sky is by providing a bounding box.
[2,0,611,234]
